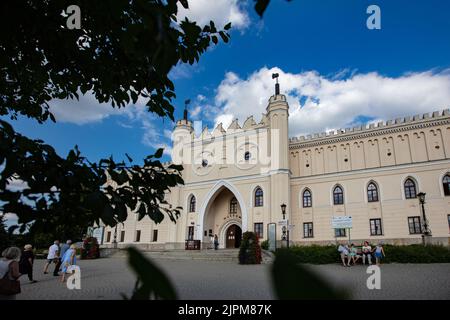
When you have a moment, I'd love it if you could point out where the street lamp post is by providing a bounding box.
[417,192,431,245]
[113,224,118,249]
[281,203,289,249]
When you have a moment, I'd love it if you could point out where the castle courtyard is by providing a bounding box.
[16,257,450,300]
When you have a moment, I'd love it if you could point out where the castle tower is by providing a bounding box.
[172,100,194,166]
[266,74,291,243]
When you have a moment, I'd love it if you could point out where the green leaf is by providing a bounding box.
[211,35,218,45]
[224,22,232,30]
[254,0,270,18]
[219,31,229,43]
[272,250,348,299]
[154,148,164,158]
[126,247,178,300]
[125,153,133,163]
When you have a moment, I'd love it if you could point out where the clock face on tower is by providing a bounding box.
[236,142,258,170]
[193,150,214,176]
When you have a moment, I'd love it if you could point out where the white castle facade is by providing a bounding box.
[101,87,450,249]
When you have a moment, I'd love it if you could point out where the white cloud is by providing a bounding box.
[47,93,174,155]
[208,67,450,137]
[123,102,173,156]
[190,106,202,118]
[177,0,250,31]
[49,92,125,124]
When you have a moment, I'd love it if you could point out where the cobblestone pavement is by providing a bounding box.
[16,257,450,300]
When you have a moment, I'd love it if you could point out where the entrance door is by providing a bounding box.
[226,224,242,248]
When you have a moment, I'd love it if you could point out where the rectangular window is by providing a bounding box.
[135,230,141,242]
[370,218,383,236]
[106,231,111,243]
[120,231,125,242]
[408,216,422,234]
[334,228,346,237]
[188,226,194,240]
[204,230,207,237]
[254,223,263,239]
[333,194,344,205]
[303,222,313,238]
[152,230,158,242]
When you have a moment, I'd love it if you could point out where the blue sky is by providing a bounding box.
[5,0,450,165]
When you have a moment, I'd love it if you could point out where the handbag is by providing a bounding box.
[0,264,21,295]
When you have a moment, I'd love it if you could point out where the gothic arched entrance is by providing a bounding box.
[198,180,247,249]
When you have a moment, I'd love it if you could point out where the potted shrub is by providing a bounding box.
[81,237,100,259]
[238,231,262,264]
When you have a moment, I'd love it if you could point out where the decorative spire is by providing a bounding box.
[272,73,280,95]
[184,99,190,121]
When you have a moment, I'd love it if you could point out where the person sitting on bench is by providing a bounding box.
[361,241,373,265]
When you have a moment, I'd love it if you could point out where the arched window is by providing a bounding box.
[367,182,379,202]
[254,187,263,207]
[404,179,417,199]
[443,174,450,196]
[333,186,344,205]
[303,189,312,208]
[189,195,196,212]
[230,197,238,213]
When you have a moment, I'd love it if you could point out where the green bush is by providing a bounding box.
[382,244,450,263]
[238,232,262,264]
[280,245,337,264]
[279,244,450,264]
[261,240,269,250]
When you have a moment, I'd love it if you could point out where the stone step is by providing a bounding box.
[103,248,274,264]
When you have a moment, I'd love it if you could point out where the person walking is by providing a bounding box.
[0,247,22,300]
[19,244,37,283]
[60,240,72,261]
[43,240,60,276]
[60,244,77,283]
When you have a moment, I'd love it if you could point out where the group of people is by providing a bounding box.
[338,241,385,267]
[0,239,77,300]
[42,240,77,282]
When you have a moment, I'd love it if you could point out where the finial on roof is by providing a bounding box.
[184,99,190,121]
[272,73,280,95]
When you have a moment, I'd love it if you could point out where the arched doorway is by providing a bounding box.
[225,224,242,248]
[198,180,247,249]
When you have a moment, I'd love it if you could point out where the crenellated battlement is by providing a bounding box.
[289,109,450,144]
[188,114,270,141]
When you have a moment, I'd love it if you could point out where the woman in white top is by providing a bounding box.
[0,247,22,300]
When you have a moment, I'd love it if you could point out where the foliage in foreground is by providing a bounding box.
[272,249,348,299]
[125,247,177,300]
[0,0,230,240]
[126,246,346,300]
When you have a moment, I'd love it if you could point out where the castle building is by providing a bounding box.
[101,85,450,249]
